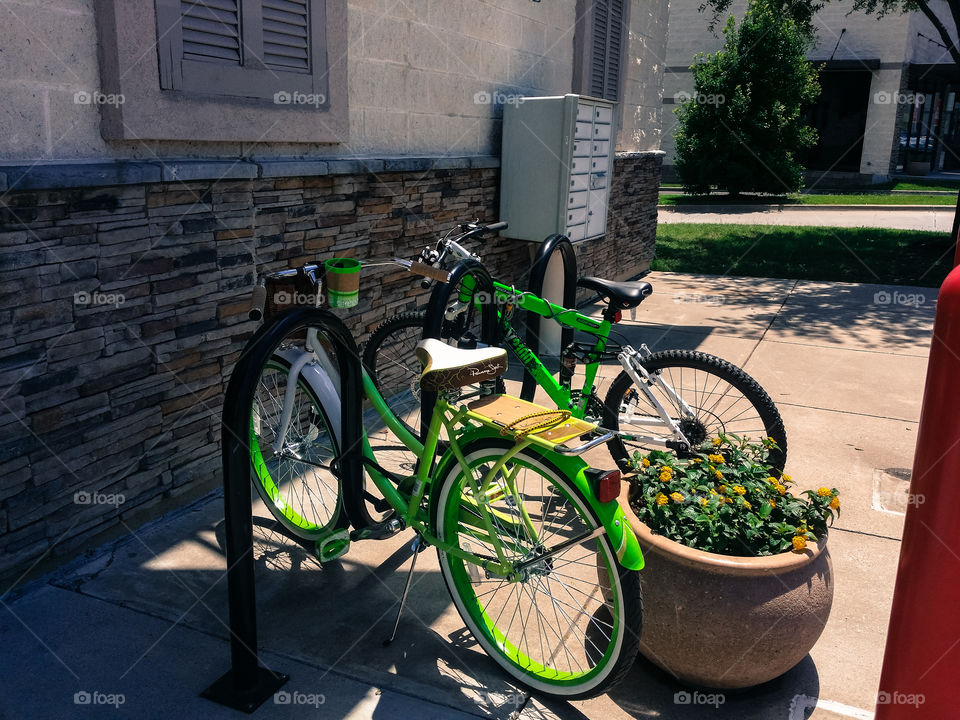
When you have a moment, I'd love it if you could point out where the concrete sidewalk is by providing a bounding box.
[658,206,955,231]
[0,272,938,720]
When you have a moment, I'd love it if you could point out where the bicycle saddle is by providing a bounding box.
[576,277,653,310]
[416,339,508,392]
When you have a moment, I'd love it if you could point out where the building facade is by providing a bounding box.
[0,0,667,581]
[662,0,960,182]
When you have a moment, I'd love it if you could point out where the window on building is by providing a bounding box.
[155,0,329,103]
[574,0,628,102]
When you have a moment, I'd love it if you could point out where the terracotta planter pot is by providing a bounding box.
[619,489,834,689]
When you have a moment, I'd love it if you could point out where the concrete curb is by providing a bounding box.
[658,203,955,213]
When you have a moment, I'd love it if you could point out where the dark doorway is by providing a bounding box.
[803,70,872,172]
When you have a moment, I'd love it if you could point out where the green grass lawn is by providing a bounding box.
[659,193,957,206]
[653,224,954,286]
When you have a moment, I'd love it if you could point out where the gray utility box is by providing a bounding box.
[499,94,616,242]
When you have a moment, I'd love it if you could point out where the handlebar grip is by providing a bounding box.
[409,262,450,283]
[249,285,266,321]
[420,278,433,290]
[485,221,508,233]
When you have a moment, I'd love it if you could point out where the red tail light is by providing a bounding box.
[596,470,622,503]
[614,310,622,323]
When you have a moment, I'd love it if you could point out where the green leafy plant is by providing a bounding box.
[629,434,839,557]
[673,0,820,196]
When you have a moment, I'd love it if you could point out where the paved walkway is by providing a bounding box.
[659,206,955,231]
[0,272,940,720]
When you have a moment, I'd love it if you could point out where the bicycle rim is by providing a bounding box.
[435,443,629,695]
[250,361,341,538]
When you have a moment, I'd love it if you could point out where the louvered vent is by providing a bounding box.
[589,0,608,97]
[263,0,310,72]
[181,0,242,65]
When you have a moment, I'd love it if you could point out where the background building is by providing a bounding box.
[0,0,667,581]
[662,0,960,182]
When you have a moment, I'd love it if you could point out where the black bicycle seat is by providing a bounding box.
[576,277,653,310]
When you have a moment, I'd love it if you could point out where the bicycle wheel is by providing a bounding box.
[362,310,427,440]
[363,309,505,441]
[433,438,643,699]
[602,349,787,470]
[251,357,345,539]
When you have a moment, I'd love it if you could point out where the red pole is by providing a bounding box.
[875,264,960,718]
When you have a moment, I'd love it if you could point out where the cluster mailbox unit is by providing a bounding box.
[499,93,616,243]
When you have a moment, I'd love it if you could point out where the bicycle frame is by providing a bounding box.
[453,278,692,451]
[268,340,643,575]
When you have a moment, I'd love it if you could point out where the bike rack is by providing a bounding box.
[521,234,578,402]
[203,307,364,713]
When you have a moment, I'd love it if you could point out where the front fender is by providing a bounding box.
[432,427,643,570]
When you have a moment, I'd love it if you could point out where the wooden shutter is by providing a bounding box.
[262,0,311,72]
[181,0,242,65]
[576,0,627,102]
[156,0,327,99]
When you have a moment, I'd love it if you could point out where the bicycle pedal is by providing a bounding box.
[315,529,351,563]
[350,517,404,542]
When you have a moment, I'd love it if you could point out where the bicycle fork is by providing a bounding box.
[615,345,696,454]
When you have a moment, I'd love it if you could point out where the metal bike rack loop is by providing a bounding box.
[203,307,364,713]
[521,234,578,402]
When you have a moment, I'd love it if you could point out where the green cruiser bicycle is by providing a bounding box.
[246,258,644,699]
[364,221,787,472]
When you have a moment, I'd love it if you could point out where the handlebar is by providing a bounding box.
[418,220,508,289]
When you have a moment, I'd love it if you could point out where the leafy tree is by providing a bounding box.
[674,0,820,195]
[704,0,960,65]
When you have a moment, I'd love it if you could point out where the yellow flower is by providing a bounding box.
[714,470,723,481]
[659,467,673,482]
[709,489,718,496]
[732,485,746,496]
[670,492,684,503]
[743,500,752,510]
[708,454,725,464]
[829,496,840,510]
[642,458,651,468]
[792,535,807,551]
[766,476,778,485]
[655,493,669,506]
[817,487,832,497]
[724,497,733,504]
[719,484,727,494]
[699,497,709,506]
[782,474,792,483]
[769,499,776,508]
[775,484,787,496]
[712,438,722,447]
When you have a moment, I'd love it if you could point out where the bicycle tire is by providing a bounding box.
[602,349,787,470]
[432,437,643,699]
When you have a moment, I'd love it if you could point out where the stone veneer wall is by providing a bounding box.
[0,152,660,581]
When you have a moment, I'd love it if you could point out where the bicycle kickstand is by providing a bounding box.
[383,533,425,647]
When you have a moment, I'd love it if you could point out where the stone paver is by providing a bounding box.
[0,271,939,720]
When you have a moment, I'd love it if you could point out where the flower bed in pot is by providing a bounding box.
[623,436,838,689]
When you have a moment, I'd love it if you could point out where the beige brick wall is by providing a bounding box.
[0,0,669,161]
